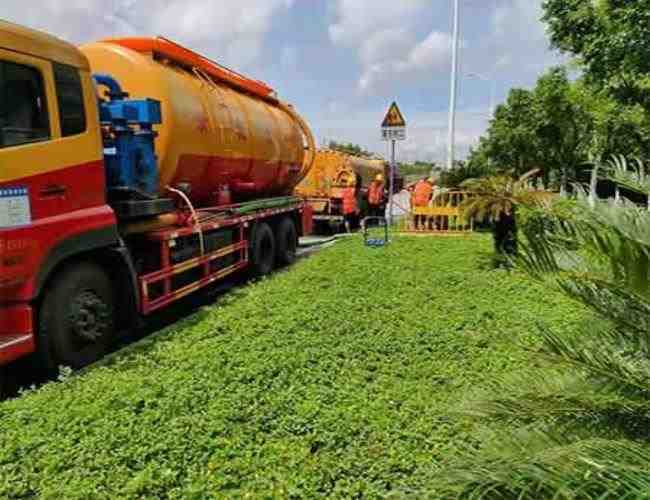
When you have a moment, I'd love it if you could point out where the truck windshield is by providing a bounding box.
[0,61,50,148]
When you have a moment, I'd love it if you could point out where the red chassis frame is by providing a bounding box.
[139,200,311,315]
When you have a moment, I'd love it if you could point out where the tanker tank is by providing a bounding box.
[80,37,315,207]
[295,149,388,199]
[348,155,389,188]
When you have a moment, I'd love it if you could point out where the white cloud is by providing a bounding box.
[358,28,413,66]
[357,30,453,92]
[329,0,450,93]
[329,0,561,95]
[329,0,428,46]
[483,0,562,82]
[409,31,453,69]
[492,0,546,42]
[1,0,294,70]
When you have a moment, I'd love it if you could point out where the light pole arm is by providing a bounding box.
[489,78,496,119]
[466,72,495,119]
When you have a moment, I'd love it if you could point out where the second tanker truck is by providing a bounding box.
[0,22,316,393]
[295,149,402,232]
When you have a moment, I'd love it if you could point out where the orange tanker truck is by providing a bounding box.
[0,21,315,393]
[295,149,399,232]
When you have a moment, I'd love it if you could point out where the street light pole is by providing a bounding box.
[447,0,460,171]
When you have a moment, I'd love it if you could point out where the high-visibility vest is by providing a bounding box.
[413,181,433,207]
[367,181,384,206]
[342,187,357,215]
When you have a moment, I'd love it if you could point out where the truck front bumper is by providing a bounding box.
[0,305,35,366]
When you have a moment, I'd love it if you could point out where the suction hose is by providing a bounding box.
[92,73,127,99]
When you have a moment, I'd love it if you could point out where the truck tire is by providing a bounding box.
[275,217,297,267]
[250,222,275,277]
[38,262,115,372]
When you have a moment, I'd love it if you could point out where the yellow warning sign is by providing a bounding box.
[381,101,406,128]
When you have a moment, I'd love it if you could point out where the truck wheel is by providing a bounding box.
[275,217,298,267]
[250,222,275,277]
[38,262,115,372]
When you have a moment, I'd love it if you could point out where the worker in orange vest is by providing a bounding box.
[342,177,359,233]
[367,174,386,218]
[412,177,435,230]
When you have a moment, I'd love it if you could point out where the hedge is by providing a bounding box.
[0,235,588,498]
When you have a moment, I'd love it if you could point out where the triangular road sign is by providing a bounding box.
[381,101,406,128]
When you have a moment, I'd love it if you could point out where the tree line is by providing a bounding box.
[465,0,650,191]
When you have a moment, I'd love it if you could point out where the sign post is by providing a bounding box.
[381,101,407,225]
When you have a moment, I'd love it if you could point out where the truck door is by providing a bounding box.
[0,48,115,305]
[0,51,55,300]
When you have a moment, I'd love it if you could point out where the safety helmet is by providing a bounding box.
[427,177,436,184]
[375,174,384,182]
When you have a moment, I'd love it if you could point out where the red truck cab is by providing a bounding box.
[0,20,118,371]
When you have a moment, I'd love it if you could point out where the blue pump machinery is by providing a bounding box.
[93,74,174,218]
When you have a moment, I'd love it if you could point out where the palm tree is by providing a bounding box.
[460,169,548,256]
[602,155,650,209]
[435,159,650,498]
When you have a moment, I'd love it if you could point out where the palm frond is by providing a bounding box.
[518,196,650,299]
[460,170,549,222]
[457,369,648,424]
[518,168,542,184]
[539,324,650,401]
[435,437,650,500]
[556,278,650,346]
[602,155,650,197]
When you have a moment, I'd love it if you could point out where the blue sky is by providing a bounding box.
[3,0,563,163]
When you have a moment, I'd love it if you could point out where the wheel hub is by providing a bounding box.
[69,291,109,343]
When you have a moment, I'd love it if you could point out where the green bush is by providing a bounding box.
[0,236,587,498]
[518,197,578,241]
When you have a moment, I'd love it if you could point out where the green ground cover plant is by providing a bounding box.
[0,236,588,498]
[435,166,650,498]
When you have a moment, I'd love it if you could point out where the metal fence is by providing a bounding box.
[399,190,474,234]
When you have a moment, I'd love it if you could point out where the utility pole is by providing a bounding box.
[388,139,396,225]
[447,0,460,171]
